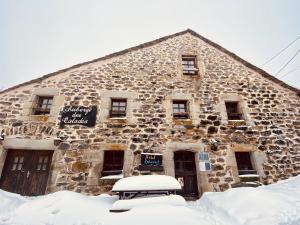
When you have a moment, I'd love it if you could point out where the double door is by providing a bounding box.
[0,150,53,196]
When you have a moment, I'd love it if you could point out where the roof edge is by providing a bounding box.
[1,29,300,96]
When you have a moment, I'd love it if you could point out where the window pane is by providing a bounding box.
[11,164,17,171]
[17,164,22,170]
[119,102,126,107]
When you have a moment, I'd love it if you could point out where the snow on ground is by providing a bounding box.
[0,175,300,225]
[110,195,186,211]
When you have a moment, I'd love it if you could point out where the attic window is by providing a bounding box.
[225,102,243,120]
[182,56,198,75]
[33,96,53,115]
[173,100,189,119]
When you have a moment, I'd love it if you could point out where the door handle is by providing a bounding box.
[26,171,30,178]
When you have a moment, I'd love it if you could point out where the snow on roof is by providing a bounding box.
[110,195,186,211]
[112,175,182,192]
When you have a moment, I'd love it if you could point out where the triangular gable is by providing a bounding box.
[1,29,299,96]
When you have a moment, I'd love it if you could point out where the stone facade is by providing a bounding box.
[0,29,299,196]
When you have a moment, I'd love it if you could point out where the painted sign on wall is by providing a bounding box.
[60,106,97,128]
[141,153,163,166]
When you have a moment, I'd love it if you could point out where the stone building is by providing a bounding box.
[0,29,299,198]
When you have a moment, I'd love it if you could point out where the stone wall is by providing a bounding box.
[0,31,299,195]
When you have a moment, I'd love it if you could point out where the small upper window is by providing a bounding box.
[182,56,198,75]
[110,99,127,118]
[225,102,243,120]
[173,100,189,119]
[33,96,53,115]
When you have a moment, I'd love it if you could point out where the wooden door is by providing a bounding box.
[174,151,198,197]
[0,150,53,196]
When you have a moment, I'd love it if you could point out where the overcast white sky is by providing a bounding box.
[0,0,300,90]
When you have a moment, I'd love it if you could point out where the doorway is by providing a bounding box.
[0,149,53,196]
[174,151,198,197]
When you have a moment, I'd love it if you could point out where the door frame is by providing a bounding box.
[164,142,210,196]
[0,136,55,194]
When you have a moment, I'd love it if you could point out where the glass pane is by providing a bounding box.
[112,106,119,111]
[44,157,48,163]
[17,164,22,170]
[119,102,126,107]
[119,107,126,111]
[48,99,53,104]
[39,157,43,163]
[14,157,19,163]
[11,164,17,171]
[112,102,119,106]
[37,164,41,170]
[19,157,24,163]
[42,164,47,170]
[179,108,186,112]
[173,108,179,113]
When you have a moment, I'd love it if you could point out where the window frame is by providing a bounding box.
[225,101,244,121]
[234,151,257,175]
[110,98,127,118]
[182,55,198,75]
[33,96,54,115]
[172,100,189,119]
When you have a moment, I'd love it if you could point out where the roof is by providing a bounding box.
[1,29,300,95]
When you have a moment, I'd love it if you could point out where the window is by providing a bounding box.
[102,151,124,176]
[182,56,198,75]
[173,100,189,119]
[33,96,53,115]
[199,152,212,171]
[110,99,127,118]
[11,156,24,171]
[235,152,256,175]
[225,102,243,120]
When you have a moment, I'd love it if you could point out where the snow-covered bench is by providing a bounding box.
[111,175,182,200]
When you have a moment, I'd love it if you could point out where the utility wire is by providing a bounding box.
[275,49,300,76]
[260,34,300,67]
[278,65,300,78]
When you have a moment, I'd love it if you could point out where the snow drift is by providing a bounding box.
[0,175,300,225]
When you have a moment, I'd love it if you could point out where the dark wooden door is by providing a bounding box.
[0,150,53,196]
[174,151,198,197]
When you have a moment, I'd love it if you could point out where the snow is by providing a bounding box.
[238,174,260,178]
[112,175,182,192]
[0,175,300,225]
[100,174,124,180]
[110,195,186,211]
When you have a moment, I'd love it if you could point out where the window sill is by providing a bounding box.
[108,117,128,124]
[29,115,49,122]
[173,118,193,126]
[228,120,246,126]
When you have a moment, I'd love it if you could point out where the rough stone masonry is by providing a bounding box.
[0,29,299,196]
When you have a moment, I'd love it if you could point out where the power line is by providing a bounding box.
[275,49,300,76]
[260,34,300,67]
[278,65,300,78]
